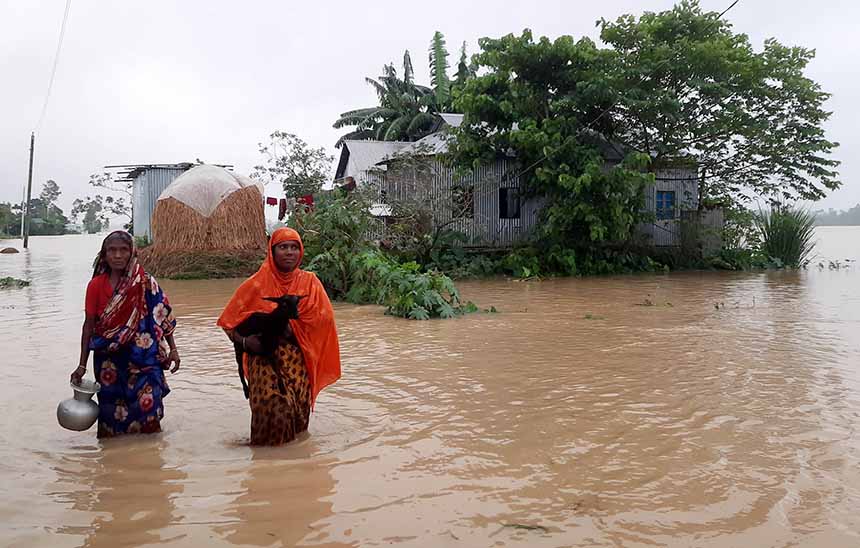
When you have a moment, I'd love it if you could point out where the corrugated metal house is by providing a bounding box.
[109,162,232,241]
[367,152,546,248]
[334,141,411,185]
[334,114,711,248]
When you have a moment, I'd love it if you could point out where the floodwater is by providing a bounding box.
[1,227,858,548]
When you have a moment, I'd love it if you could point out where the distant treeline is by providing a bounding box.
[814,204,860,226]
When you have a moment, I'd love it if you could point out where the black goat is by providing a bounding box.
[232,294,304,399]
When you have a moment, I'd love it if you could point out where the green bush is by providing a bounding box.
[291,189,373,298]
[348,251,475,319]
[292,189,477,320]
[708,248,772,271]
[496,244,665,279]
[754,206,817,268]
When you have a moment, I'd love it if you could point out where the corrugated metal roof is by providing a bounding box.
[107,162,233,181]
[334,140,410,180]
[438,113,464,127]
[386,132,453,159]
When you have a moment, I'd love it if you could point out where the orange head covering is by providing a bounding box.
[217,227,341,407]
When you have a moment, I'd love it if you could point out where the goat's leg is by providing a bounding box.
[234,343,250,399]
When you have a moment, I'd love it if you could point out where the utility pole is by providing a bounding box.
[23,132,35,249]
[19,185,25,238]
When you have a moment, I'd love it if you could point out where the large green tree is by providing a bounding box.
[451,30,654,246]
[37,180,62,225]
[39,179,60,206]
[20,180,69,235]
[598,0,840,205]
[71,196,111,234]
[27,199,69,235]
[451,2,840,248]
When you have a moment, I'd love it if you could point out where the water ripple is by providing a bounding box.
[2,232,860,547]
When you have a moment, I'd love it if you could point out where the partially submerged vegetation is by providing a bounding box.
[276,184,823,321]
[0,277,30,289]
[290,190,477,319]
[150,2,834,320]
[707,205,819,271]
[754,206,817,268]
[320,2,835,281]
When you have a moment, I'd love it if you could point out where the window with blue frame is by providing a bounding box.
[656,190,676,220]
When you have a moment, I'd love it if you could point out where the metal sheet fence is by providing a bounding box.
[132,168,189,240]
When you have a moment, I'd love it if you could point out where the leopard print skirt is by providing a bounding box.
[246,341,311,446]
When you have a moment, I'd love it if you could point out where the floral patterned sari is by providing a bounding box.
[90,253,176,438]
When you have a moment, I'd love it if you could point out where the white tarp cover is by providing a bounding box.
[157,164,264,217]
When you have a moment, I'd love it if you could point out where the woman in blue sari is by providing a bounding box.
[70,231,180,437]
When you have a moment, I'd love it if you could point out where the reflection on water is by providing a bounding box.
[51,438,186,547]
[214,441,340,547]
[1,229,859,547]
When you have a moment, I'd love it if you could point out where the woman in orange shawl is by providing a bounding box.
[217,227,341,445]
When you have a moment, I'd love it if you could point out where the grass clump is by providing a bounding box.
[754,205,817,268]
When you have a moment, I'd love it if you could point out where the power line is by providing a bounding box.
[716,0,741,21]
[23,0,72,245]
[35,0,73,132]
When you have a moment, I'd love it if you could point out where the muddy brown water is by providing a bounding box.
[1,228,858,547]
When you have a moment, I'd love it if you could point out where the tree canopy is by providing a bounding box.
[450,1,840,247]
[598,0,840,205]
[450,30,653,246]
[253,131,333,199]
[24,180,70,235]
[71,195,112,234]
[0,202,22,236]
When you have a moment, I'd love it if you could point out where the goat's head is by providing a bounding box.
[262,294,305,319]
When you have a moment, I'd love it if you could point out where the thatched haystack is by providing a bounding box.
[139,165,268,278]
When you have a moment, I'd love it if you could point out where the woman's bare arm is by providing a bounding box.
[164,333,181,373]
[71,315,97,384]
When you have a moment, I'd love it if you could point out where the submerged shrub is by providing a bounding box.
[0,277,30,289]
[754,206,817,268]
[348,250,474,319]
[294,191,476,319]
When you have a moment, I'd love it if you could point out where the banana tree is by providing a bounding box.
[334,51,438,146]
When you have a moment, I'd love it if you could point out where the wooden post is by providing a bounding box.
[23,132,34,248]
[19,185,25,238]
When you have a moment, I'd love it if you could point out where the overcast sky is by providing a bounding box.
[1,0,857,221]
